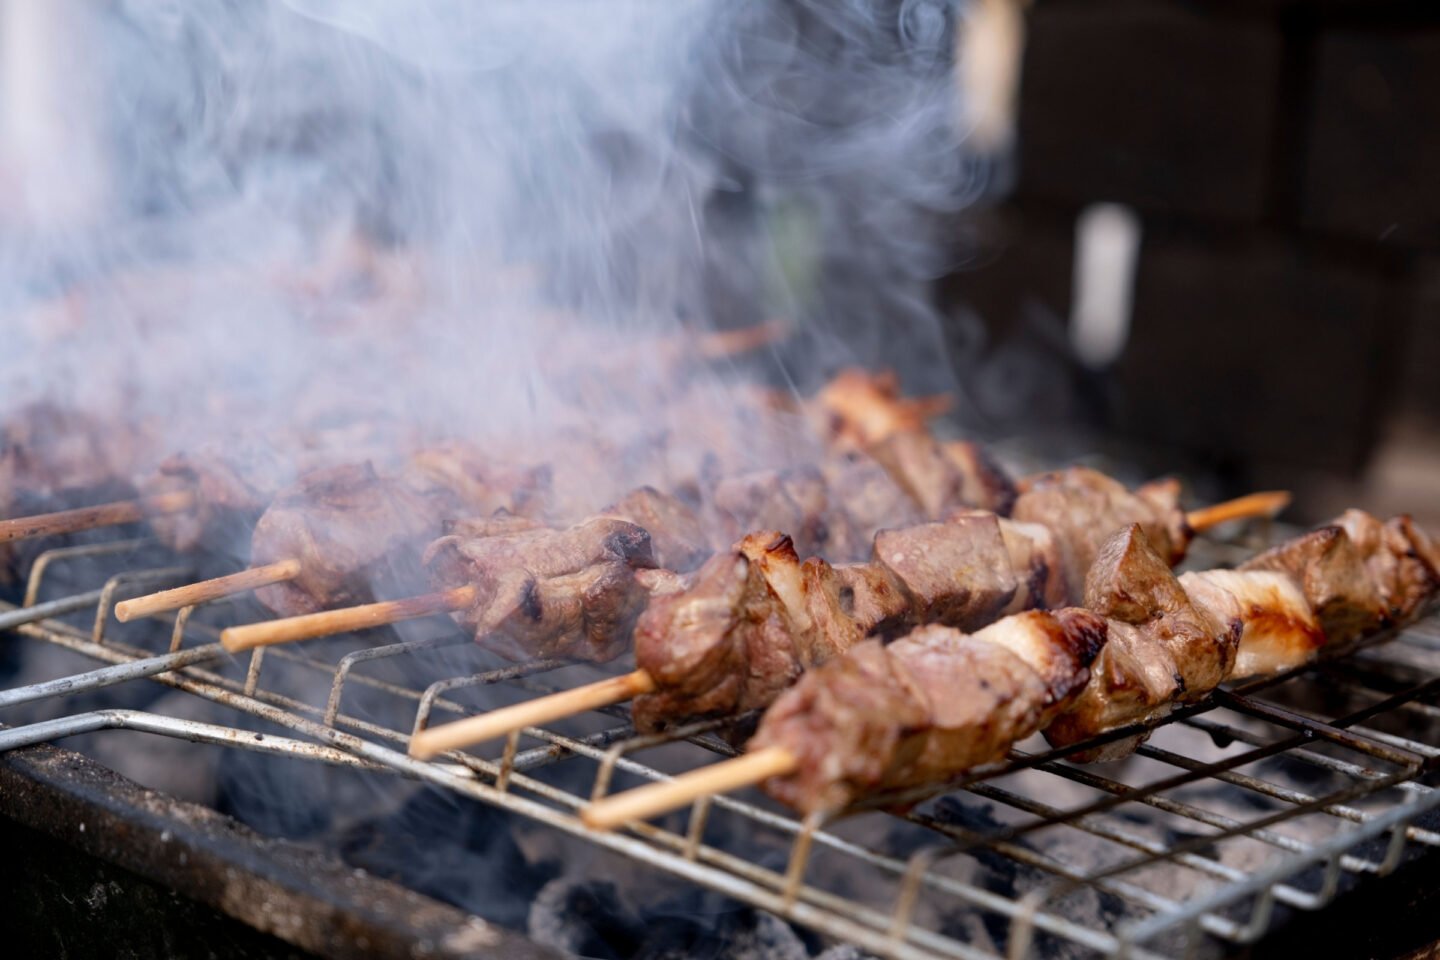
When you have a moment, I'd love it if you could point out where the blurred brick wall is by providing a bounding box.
[944,0,1440,502]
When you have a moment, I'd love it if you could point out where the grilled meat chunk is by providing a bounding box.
[818,451,926,549]
[867,432,1017,519]
[1334,509,1440,623]
[749,608,1106,814]
[142,446,291,556]
[710,467,858,561]
[427,517,657,662]
[251,463,443,616]
[1013,468,1193,603]
[871,513,1018,627]
[631,513,1063,733]
[401,444,552,520]
[1239,525,1386,645]
[1044,525,1232,760]
[602,486,710,572]
[632,533,827,732]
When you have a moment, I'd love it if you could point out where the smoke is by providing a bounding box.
[0,0,985,501]
[0,0,1006,941]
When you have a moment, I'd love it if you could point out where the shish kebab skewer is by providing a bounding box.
[219,470,1281,667]
[96,369,966,616]
[400,470,1285,759]
[581,509,1440,829]
[0,323,787,551]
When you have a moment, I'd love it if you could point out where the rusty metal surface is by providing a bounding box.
[0,738,564,960]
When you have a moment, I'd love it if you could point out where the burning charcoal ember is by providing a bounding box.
[1012,467,1193,604]
[529,879,647,958]
[425,516,659,661]
[747,609,1106,813]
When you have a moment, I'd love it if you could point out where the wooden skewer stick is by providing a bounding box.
[1185,490,1291,533]
[409,669,656,759]
[581,746,798,831]
[115,559,304,622]
[219,585,477,653]
[0,490,195,544]
[695,318,788,358]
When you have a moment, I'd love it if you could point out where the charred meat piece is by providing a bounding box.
[750,608,1106,814]
[0,403,151,504]
[251,462,444,617]
[1044,525,1232,761]
[1012,467,1193,603]
[603,486,710,572]
[1045,512,1439,762]
[871,513,1018,628]
[426,517,657,662]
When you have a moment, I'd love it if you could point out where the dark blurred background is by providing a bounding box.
[940,0,1439,525]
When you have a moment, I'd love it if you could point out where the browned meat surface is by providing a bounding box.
[1239,525,1386,645]
[632,533,825,732]
[603,486,711,572]
[426,516,657,662]
[818,451,926,548]
[1335,509,1440,623]
[871,513,1017,627]
[251,463,443,616]
[807,368,949,450]
[401,444,551,520]
[631,513,1063,733]
[867,432,1016,519]
[0,404,151,503]
[1013,467,1193,603]
[1044,525,1232,760]
[710,467,858,560]
[942,440,1019,515]
[750,608,1106,814]
[141,446,291,555]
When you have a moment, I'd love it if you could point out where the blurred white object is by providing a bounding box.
[958,0,1029,153]
[0,0,110,230]
[1071,203,1142,368]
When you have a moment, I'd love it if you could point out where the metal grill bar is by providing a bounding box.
[3,539,1439,960]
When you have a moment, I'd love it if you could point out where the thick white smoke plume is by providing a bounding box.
[0,0,985,507]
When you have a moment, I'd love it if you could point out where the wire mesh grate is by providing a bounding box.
[1,535,1438,960]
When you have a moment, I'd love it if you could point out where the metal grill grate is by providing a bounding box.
[2,535,1439,960]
